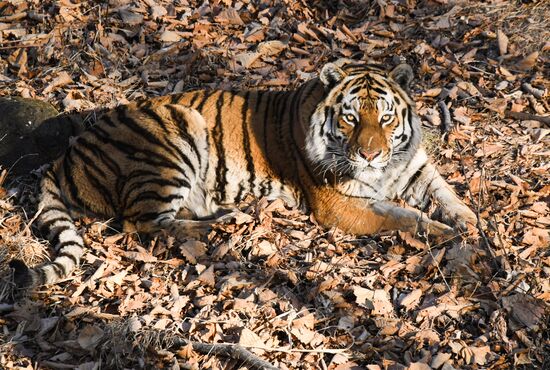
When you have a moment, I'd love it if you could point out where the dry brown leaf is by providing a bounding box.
[43,71,73,94]
[408,363,431,370]
[159,31,182,43]
[77,325,104,351]
[497,29,508,55]
[399,289,423,311]
[179,240,207,264]
[453,106,471,125]
[235,52,261,68]
[515,52,539,71]
[430,352,452,369]
[251,240,277,257]
[214,8,243,25]
[239,328,265,354]
[119,8,143,25]
[257,40,286,57]
[502,293,545,329]
[415,329,440,345]
[197,265,215,287]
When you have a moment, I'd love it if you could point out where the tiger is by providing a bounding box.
[10,59,477,289]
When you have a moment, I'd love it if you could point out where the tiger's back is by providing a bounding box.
[12,60,477,288]
[50,87,318,218]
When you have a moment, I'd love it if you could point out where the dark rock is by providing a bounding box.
[0,97,87,176]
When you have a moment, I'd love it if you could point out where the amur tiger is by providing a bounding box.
[10,59,477,289]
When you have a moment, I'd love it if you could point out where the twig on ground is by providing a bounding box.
[0,12,27,22]
[521,83,545,99]
[438,101,452,134]
[505,111,550,127]
[170,339,279,370]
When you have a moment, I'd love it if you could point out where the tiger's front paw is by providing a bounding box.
[423,219,460,244]
[441,203,479,236]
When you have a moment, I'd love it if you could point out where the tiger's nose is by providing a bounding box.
[360,149,381,161]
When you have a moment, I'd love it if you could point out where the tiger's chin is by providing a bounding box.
[350,156,391,172]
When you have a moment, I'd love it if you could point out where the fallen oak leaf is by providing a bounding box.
[43,71,73,94]
[179,240,207,264]
[497,29,508,55]
[77,325,104,352]
[399,289,423,311]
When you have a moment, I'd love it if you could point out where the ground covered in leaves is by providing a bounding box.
[0,0,549,369]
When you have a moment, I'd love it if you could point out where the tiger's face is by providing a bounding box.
[306,60,421,178]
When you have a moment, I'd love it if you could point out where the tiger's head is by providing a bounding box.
[306,59,422,179]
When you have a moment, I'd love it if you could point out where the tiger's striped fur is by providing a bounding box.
[11,60,477,288]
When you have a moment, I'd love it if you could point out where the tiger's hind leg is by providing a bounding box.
[128,203,242,240]
[122,175,240,240]
[132,211,241,240]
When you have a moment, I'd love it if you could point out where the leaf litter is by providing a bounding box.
[0,0,549,369]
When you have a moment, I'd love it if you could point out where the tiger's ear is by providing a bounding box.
[320,63,347,88]
[390,64,414,91]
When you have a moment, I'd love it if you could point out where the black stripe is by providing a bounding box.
[399,107,415,152]
[349,85,361,95]
[213,92,227,202]
[78,137,121,177]
[43,188,64,204]
[50,224,72,237]
[127,191,185,210]
[254,91,264,112]
[51,262,67,276]
[122,176,190,207]
[419,178,436,208]
[287,86,319,185]
[402,163,427,195]
[130,209,176,222]
[164,104,202,166]
[59,251,79,265]
[320,106,330,136]
[130,177,190,191]
[56,239,80,250]
[170,94,182,105]
[82,165,116,212]
[117,108,182,164]
[142,107,198,173]
[240,92,255,197]
[301,80,322,102]
[188,91,200,107]
[228,93,236,105]
[274,91,297,153]
[63,150,85,210]
[72,146,107,178]
[262,92,274,159]
[40,216,72,232]
[235,183,246,202]
[37,267,47,284]
[41,205,69,214]
[195,91,211,112]
[122,176,186,206]
[371,86,387,95]
[91,125,186,174]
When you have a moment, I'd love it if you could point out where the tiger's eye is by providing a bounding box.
[381,114,393,123]
[345,114,356,123]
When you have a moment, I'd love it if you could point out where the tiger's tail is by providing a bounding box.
[10,167,85,289]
